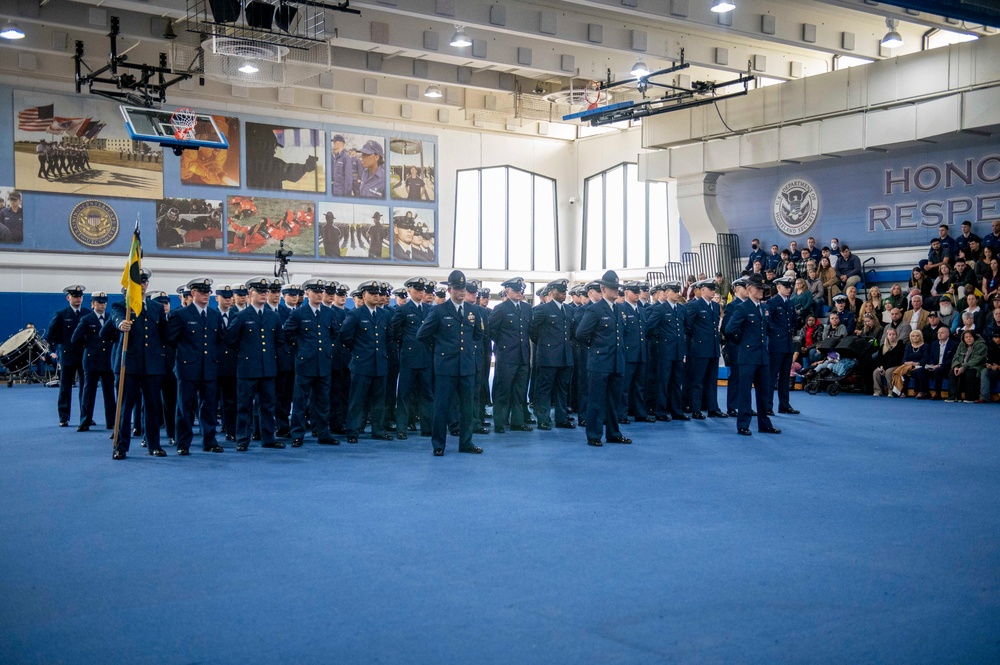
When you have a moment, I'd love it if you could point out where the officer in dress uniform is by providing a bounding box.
[723,274,782,436]
[167,277,225,455]
[575,271,631,447]
[215,285,239,441]
[490,277,533,433]
[685,278,728,420]
[325,281,351,435]
[529,279,575,430]
[462,280,493,435]
[392,277,433,439]
[232,286,248,311]
[340,280,393,443]
[176,286,193,308]
[646,281,690,422]
[766,275,801,416]
[643,283,662,416]
[106,269,169,459]
[283,279,341,447]
[154,293,178,447]
[574,281,602,427]
[46,285,90,426]
[620,281,653,423]
[722,277,750,417]
[71,291,115,432]
[476,287,493,425]
[266,279,295,438]
[416,270,485,456]
[226,277,286,451]
[379,282,400,433]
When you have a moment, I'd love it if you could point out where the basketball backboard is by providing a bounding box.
[120,106,229,152]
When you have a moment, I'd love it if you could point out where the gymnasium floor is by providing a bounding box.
[1,384,998,664]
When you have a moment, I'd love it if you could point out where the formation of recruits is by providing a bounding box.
[35,140,92,180]
[44,266,802,460]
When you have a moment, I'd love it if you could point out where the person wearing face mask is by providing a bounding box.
[745,238,767,272]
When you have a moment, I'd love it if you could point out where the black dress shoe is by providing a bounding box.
[275,428,291,438]
[77,424,90,432]
[372,433,393,441]
[58,420,68,427]
[691,411,706,420]
[177,448,190,456]
[738,428,752,436]
[524,417,536,425]
[291,438,304,448]
[494,427,506,434]
[204,445,225,453]
[396,432,408,440]
[346,436,359,444]
[332,427,347,435]
[578,420,586,427]
[618,417,631,424]
[433,448,444,456]
[537,422,552,431]
[672,413,691,421]
[779,407,801,414]
[637,415,657,423]
[607,435,632,444]
[236,444,248,451]
[656,415,672,422]
[459,445,483,454]
[474,426,491,435]
[318,437,339,445]
[726,409,739,417]
[511,424,533,432]
[225,434,236,442]
[149,448,167,457]
[261,441,286,449]
[707,410,729,418]
[766,409,775,416]
[386,423,397,432]
[449,428,460,437]
[112,450,126,460]
[167,438,176,447]
[587,438,603,447]
[132,426,141,436]
[555,421,576,429]
[760,426,782,434]
[252,433,262,441]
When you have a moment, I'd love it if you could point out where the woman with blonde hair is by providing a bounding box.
[873,327,905,396]
[891,329,929,397]
[866,285,884,320]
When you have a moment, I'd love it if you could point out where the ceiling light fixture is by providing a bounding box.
[424,84,443,98]
[450,26,471,48]
[238,62,259,74]
[630,60,651,77]
[881,18,903,49]
[0,21,26,40]
[711,0,736,13]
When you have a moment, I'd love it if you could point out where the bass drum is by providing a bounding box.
[0,328,49,377]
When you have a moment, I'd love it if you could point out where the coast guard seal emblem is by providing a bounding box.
[773,180,818,236]
[69,199,119,248]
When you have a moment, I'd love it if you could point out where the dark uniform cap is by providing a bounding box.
[639,281,650,292]
[649,284,663,295]
[139,268,153,281]
[360,139,384,157]
[335,283,349,296]
[479,288,491,298]
[232,285,248,296]
[745,274,766,289]
[434,284,447,297]
[147,290,170,304]
[466,279,480,294]
[333,134,345,143]
[392,287,408,298]
[586,281,602,294]
[268,279,283,292]
[355,280,381,295]
[600,270,620,290]
[395,215,415,230]
[350,288,362,298]
[63,284,86,296]
[324,281,339,295]
[245,276,271,291]
[281,283,301,295]
[186,277,214,294]
[731,276,749,290]
[624,280,642,293]
[662,280,683,292]
[546,279,569,292]
[216,284,234,298]
[426,280,436,291]
[90,291,108,303]
[176,285,192,297]
[380,282,393,296]
[774,276,795,288]
[693,278,716,291]
[302,279,326,292]
[501,277,526,292]
[536,287,549,297]
[447,270,467,289]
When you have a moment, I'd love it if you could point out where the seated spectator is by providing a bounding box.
[791,278,814,325]
[865,285,885,321]
[778,248,793,273]
[983,219,1000,255]
[955,292,987,332]
[947,331,987,403]
[906,294,930,334]
[974,245,995,283]
[818,256,838,304]
[924,325,958,400]
[891,330,929,398]
[985,305,1000,340]
[831,294,856,332]
[807,312,848,366]
[751,260,764,277]
[881,307,912,346]
[822,245,837,269]
[764,267,777,289]
[966,237,983,263]
[952,257,978,297]
[845,285,863,321]
[979,328,1000,403]
[937,294,958,330]
[955,311,979,337]
[931,263,956,299]
[834,245,862,294]
[794,315,823,367]
[909,267,933,299]
[936,223,957,256]
[919,237,952,279]
[984,257,1000,299]
[806,265,825,307]
[788,240,799,258]
[745,238,767,272]
[857,310,882,338]
[795,249,812,278]
[955,220,982,257]
[883,283,907,314]
[873,328,905,396]
[921,310,948,346]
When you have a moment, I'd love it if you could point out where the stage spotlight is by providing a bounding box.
[275,3,300,33]
[208,0,241,23]
[245,1,276,30]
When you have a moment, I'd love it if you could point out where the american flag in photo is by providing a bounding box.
[17,104,55,131]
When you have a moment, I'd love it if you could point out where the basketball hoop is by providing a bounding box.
[170,107,197,141]
[584,81,602,110]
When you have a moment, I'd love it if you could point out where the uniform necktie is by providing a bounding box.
[98,316,104,326]
[201,310,207,322]
[406,250,412,260]
[457,304,463,319]
[313,307,319,318]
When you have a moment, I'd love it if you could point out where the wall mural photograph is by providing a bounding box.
[227,195,315,256]
[13,90,163,200]
[179,115,241,187]
[155,198,224,251]
[389,138,435,202]
[245,122,325,193]
[330,133,387,199]
[392,207,435,263]
[0,186,23,244]
[316,202,390,260]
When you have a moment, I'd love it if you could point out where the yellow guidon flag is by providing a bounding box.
[120,220,143,317]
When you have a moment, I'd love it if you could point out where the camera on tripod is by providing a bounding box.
[274,240,293,282]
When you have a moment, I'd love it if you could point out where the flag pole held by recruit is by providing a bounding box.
[112,217,143,452]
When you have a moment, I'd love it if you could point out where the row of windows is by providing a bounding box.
[453,163,681,272]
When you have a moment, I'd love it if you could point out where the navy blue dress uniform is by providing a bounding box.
[269,279,295,438]
[490,277,533,433]
[215,286,239,441]
[156,295,178,446]
[283,279,341,447]
[575,271,631,446]
[722,274,781,436]
[476,287,493,422]
[573,282,601,425]
[392,277,433,439]
[529,279,575,430]
[646,281,689,421]
[766,276,801,416]
[379,282,400,433]
[326,282,351,435]
[619,282,653,422]
[415,270,484,456]
[70,291,114,431]
[684,279,728,419]
[105,269,170,459]
[166,277,226,455]
[45,285,91,426]
[340,280,393,443]
[643,283,662,415]
[226,277,286,451]
[722,277,749,417]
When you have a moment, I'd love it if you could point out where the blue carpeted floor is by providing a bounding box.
[1,385,998,664]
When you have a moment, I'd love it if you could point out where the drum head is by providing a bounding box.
[0,329,35,356]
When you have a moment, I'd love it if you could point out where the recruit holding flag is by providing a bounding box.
[121,219,143,317]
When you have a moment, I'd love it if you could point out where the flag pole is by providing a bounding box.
[110,306,131,451]
[112,215,141,452]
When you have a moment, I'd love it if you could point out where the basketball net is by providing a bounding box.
[171,107,197,141]
[584,81,601,111]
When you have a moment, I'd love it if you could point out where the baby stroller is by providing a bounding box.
[802,335,875,396]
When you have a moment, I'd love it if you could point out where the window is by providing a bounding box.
[833,55,874,70]
[582,163,677,270]
[926,29,977,50]
[454,166,559,271]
